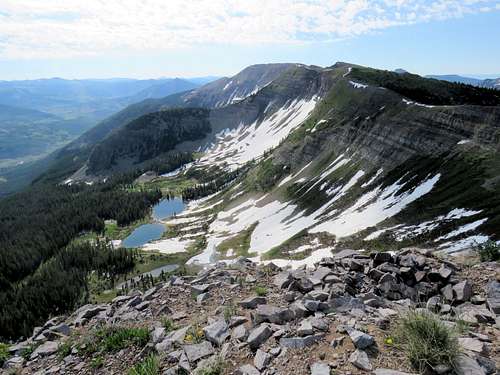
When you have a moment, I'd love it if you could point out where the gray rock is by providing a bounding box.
[476,355,496,375]
[297,320,314,336]
[279,334,324,349]
[126,295,143,308]
[229,315,248,328]
[30,341,58,359]
[486,280,500,314]
[73,304,107,326]
[143,285,160,301]
[274,271,293,289]
[135,301,150,311]
[349,349,372,371]
[453,280,473,302]
[178,352,191,372]
[306,290,329,302]
[310,362,330,375]
[290,300,309,318]
[240,296,267,309]
[245,275,257,283]
[232,324,249,341]
[254,349,272,371]
[441,284,454,302]
[254,305,294,324]
[456,303,496,324]
[309,267,333,285]
[309,317,329,331]
[236,364,261,375]
[348,329,375,349]
[152,326,166,343]
[197,292,210,304]
[166,325,191,344]
[182,341,214,363]
[334,249,360,259]
[455,354,486,375]
[330,336,344,348]
[458,337,486,354]
[439,265,453,279]
[426,296,441,312]
[203,320,229,346]
[190,284,211,295]
[2,356,25,369]
[247,324,273,350]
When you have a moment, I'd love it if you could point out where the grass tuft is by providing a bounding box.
[195,356,226,375]
[254,285,268,296]
[393,310,460,372]
[129,354,160,375]
[81,326,150,355]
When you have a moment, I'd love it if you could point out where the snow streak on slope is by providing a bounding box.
[186,167,442,264]
[199,96,319,169]
[310,174,441,237]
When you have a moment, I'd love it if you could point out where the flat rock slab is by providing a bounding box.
[254,305,294,324]
[310,362,330,375]
[247,324,273,350]
[279,334,324,349]
[349,349,372,371]
[236,364,261,375]
[182,341,214,363]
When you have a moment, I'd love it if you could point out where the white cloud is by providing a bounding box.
[0,0,498,59]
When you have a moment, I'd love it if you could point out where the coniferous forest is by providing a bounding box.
[0,175,161,339]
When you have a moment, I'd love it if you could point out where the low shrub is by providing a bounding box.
[393,310,460,372]
[476,240,500,262]
[0,343,10,366]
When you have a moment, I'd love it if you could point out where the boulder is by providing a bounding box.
[254,305,294,324]
[372,252,394,266]
[349,349,372,371]
[453,280,473,302]
[247,324,273,350]
[240,296,267,309]
[152,327,166,343]
[203,320,229,346]
[309,267,333,285]
[348,329,375,349]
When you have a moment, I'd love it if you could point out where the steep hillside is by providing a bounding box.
[32,64,298,185]
[128,63,500,268]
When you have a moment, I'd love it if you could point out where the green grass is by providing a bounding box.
[223,301,238,322]
[0,343,10,366]
[393,310,460,372]
[129,355,160,375]
[144,175,198,197]
[161,317,177,333]
[57,341,72,359]
[216,223,258,258]
[90,355,104,369]
[254,285,268,296]
[81,326,150,355]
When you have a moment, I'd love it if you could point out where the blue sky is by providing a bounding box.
[0,0,499,80]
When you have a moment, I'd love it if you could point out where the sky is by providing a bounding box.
[0,0,499,80]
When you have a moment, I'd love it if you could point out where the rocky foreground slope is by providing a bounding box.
[3,248,499,374]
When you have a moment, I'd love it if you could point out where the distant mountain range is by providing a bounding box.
[0,76,219,194]
[425,74,500,89]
